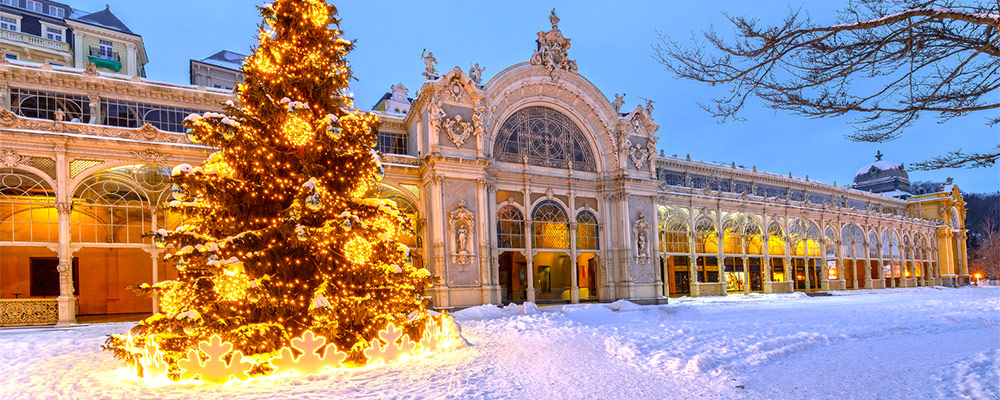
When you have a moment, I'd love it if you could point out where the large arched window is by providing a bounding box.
[824,226,837,259]
[493,107,596,172]
[868,231,880,259]
[694,216,717,254]
[658,206,690,253]
[767,221,786,256]
[789,219,821,257]
[532,200,569,249]
[841,224,865,258]
[497,206,525,249]
[72,165,171,244]
[722,213,762,255]
[0,168,57,243]
[576,211,599,250]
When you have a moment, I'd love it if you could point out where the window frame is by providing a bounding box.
[25,0,43,13]
[0,14,19,32]
[48,5,64,18]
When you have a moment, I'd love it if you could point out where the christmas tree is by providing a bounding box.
[104,0,434,377]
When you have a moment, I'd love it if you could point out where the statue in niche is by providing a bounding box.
[632,212,650,265]
[449,199,475,266]
[612,93,625,113]
[421,49,438,79]
[468,63,485,85]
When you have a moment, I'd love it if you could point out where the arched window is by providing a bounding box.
[0,168,57,243]
[722,213,762,255]
[532,200,568,249]
[694,216,716,254]
[825,226,837,258]
[789,219,821,257]
[72,165,171,244]
[366,184,420,250]
[497,206,524,248]
[576,210,599,250]
[493,107,596,172]
[658,206,689,253]
[868,231,880,259]
[890,231,901,259]
[841,224,865,258]
[768,221,786,256]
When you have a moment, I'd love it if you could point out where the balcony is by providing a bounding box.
[87,46,122,72]
[0,29,70,53]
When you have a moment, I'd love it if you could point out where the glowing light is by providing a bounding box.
[282,114,314,146]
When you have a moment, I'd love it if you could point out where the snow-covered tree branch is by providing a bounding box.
[654,0,1000,170]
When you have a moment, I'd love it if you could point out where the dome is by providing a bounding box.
[852,151,911,198]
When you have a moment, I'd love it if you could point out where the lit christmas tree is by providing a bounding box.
[104,0,435,378]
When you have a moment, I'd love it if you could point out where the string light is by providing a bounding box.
[104,0,438,382]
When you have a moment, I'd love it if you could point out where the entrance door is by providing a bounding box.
[724,257,745,294]
[794,258,807,291]
[748,257,762,292]
[498,252,527,304]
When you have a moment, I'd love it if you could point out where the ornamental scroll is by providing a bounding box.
[449,199,475,265]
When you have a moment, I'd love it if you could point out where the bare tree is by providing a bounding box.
[654,0,1000,170]
[971,216,1000,278]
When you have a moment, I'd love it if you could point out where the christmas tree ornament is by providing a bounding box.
[171,185,188,201]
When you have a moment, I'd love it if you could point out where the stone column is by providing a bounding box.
[819,239,829,291]
[957,230,970,284]
[428,174,448,307]
[569,221,579,304]
[651,203,664,298]
[476,178,492,304]
[688,231,698,296]
[55,201,76,326]
[863,235,873,289]
[126,43,138,76]
[717,212,727,294]
[523,185,535,303]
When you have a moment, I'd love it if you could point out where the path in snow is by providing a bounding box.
[0,286,996,399]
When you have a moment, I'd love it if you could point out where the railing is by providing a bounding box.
[0,30,70,52]
[0,298,59,326]
[89,46,120,61]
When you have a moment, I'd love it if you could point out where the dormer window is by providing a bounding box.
[25,0,42,13]
[48,6,64,18]
[0,0,15,6]
[0,16,17,32]
[45,27,62,42]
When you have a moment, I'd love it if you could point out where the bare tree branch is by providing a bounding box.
[654,0,1000,170]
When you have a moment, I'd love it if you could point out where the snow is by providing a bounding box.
[855,160,903,177]
[1,287,997,399]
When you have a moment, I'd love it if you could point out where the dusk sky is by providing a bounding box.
[72,0,998,193]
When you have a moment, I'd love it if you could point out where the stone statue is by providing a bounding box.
[427,99,446,129]
[54,108,65,122]
[637,229,648,254]
[421,49,438,79]
[613,93,625,113]
[457,224,469,255]
[549,8,560,30]
[468,63,485,85]
[632,212,651,264]
[644,98,655,113]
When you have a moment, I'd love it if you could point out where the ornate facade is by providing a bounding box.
[0,11,969,325]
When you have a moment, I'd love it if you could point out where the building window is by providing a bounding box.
[99,39,114,57]
[659,170,685,186]
[497,206,525,249]
[30,258,79,297]
[532,200,569,249]
[576,211,599,250]
[45,27,62,42]
[494,106,597,172]
[48,5,64,18]
[0,0,15,6]
[4,53,15,61]
[0,15,17,32]
[10,88,90,122]
[376,130,407,155]
[101,99,204,133]
[25,0,42,13]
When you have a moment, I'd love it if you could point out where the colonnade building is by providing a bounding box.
[0,12,968,326]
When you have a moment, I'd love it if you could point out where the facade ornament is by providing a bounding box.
[443,114,473,148]
[628,141,651,170]
[427,100,446,130]
[632,212,651,265]
[84,61,99,76]
[472,104,487,138]
[630,112,643,132]
[420,49,439,80]
[0,108,16,126]
[449,199,476,266]
[54,108,65,122]
[0,149,31,168]
[137,123,161,140]
[529,10,578,78]
[643,98,655,113]
[131,149,168,163]
[545,187,555,200]
[468,63,485,85]
[612,93,625,113]
[53,202,72,215]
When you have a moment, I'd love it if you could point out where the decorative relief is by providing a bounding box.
[449,200,476,266]
[0,149,31,168]
[468,63,485,85]
[131,149,168,163]
[529,9,579,78]
[628,141,651,170]
[632,212,651,265]
[381,154,420,166]
[443,114,473,148]
[0,107,191,144]
[53,202,72,215]
[472,104,486,138]
[0,299,59,327]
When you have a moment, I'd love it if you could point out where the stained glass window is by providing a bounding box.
[493,107,596,172]
[576,211,599,250]
[497,206,524,248]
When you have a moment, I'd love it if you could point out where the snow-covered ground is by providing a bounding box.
[1,287,997,400]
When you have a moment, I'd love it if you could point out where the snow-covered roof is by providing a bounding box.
[854,160,903,178]
[68,5,136,35]
[195,50,248,71]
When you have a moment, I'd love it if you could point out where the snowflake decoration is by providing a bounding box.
[270,330,347,375]
[364,323,418,365]
[177,335,253,383]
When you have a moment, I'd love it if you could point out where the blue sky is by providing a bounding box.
[73,0,998,193]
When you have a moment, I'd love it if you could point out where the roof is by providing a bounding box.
[195,50,248,71]
[854,160,904,178]
[69,5,136,35]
